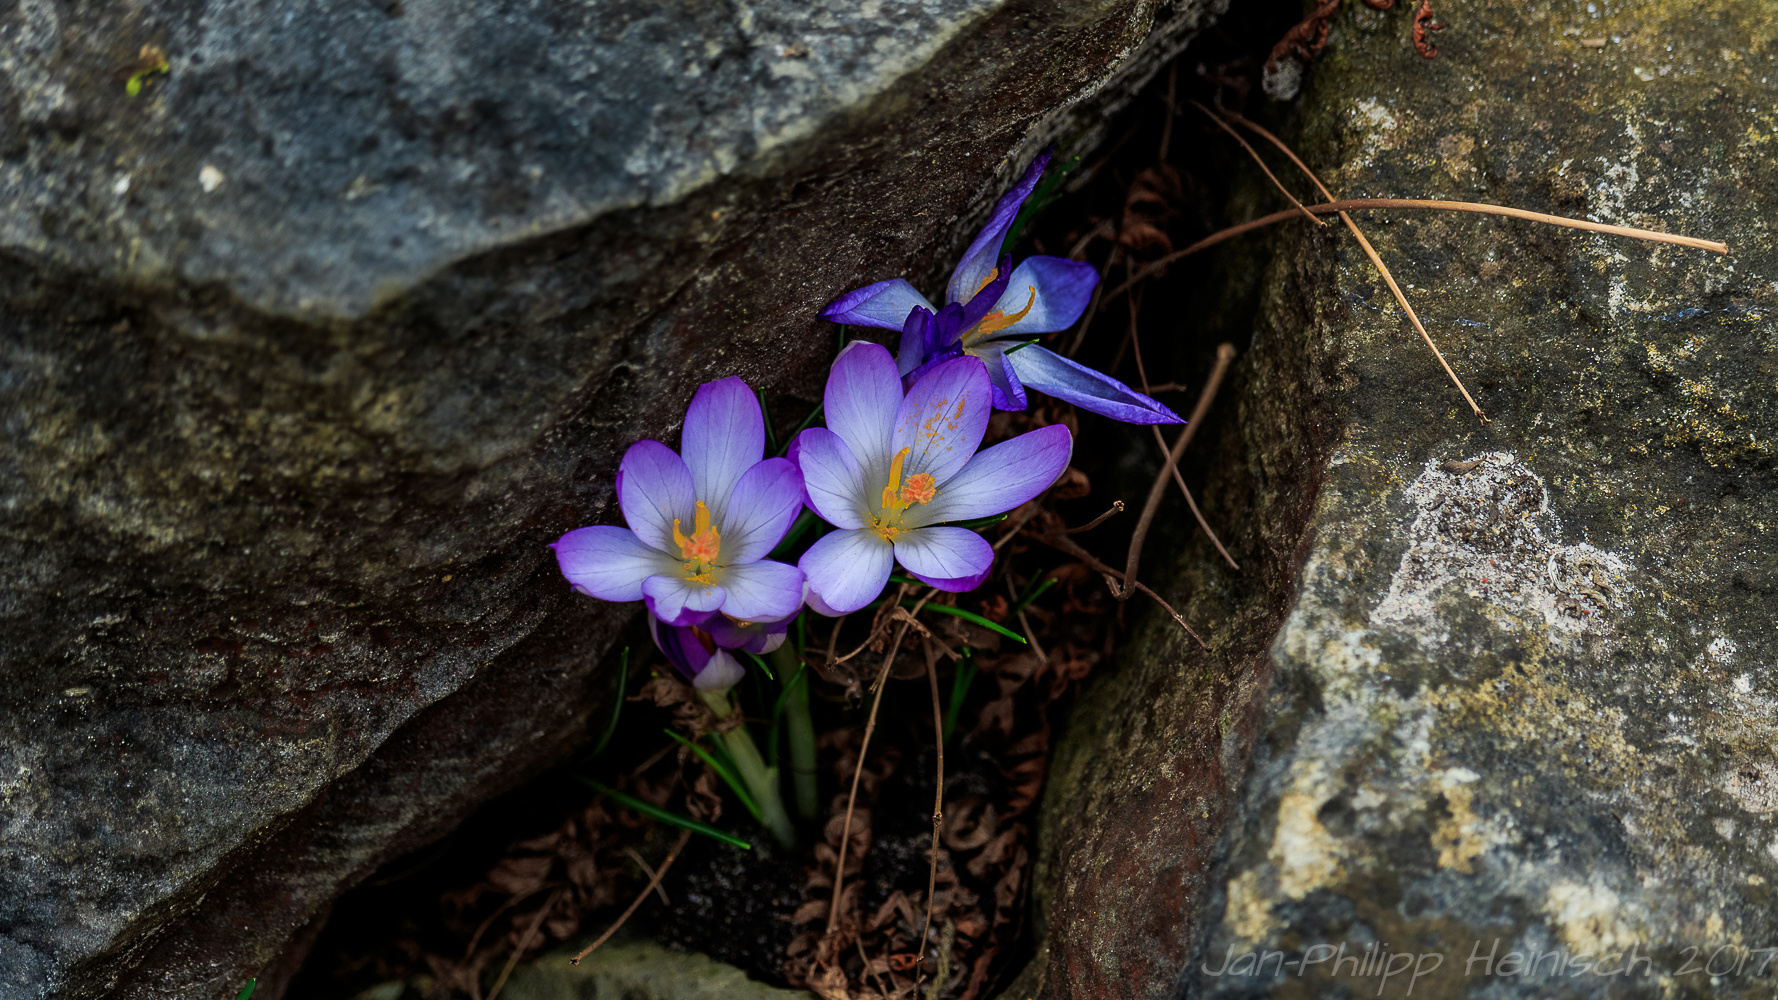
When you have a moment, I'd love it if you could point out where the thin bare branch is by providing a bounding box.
[488,888,562,1000]
[827,590,933,936]
[1122,342,1239,591]
[1067,500,1125,534]
[1107,197,1728,302]
[1217,112,1486,422]
[1035,529,1209,651]
[570,830,691,965]
[1189,101,1325,228]
[915,638,946,998]
[622,847,671,905]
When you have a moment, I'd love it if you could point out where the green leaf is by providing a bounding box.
[743,650,775,683]
[661,729,763,822]
[756,388,779,456]
[234,981,257,1000]
[943,657,978,745]
[1014,576,1058,613]
[887,573,922,586]
[944,513,1010,530]
[576,778,752,850]
[771,662,809,724]
[768,509,818,560]
[885,604,1031,640]
[587,647,628,759]
[777,404,826,457]
[998,155,1081,258]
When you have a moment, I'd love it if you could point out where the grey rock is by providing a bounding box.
[0,0,1223,997]
[1009,1,1778,998]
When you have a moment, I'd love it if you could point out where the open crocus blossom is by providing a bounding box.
[551,377,805,628]
[820,151,1183,425]
[792,343,1072,615]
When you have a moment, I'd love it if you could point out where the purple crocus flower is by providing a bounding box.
[791,342,1072,615]
[551,377,805,628]
[820,151,1183,425]
[650,615,748,695]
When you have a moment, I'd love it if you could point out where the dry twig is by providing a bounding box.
[1121,343,1239,592]
[569,829,692,965]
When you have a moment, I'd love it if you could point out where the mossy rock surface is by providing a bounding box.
[1012,2,1778,998]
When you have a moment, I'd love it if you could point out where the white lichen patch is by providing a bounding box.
[1374,452,1634,647]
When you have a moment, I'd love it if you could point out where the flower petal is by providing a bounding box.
[896,307,936,378]
[719,457,805,563]
[792,427,870,530]
[553,525,678,601]
[915,423,1073,526]
[893,355,991,486]
[649,615,712,682]
[893,526,994,592]
[617,440,697,553]
[825,341,903,468]
[718,559,805,621]
[822,278,937,330]
[799,528,894,616]
[1007,345,1184,424]
[980,256,1099,336]
[946,152,1052,306]
[969,343,1028,412]
[701,612,794,653]
[643,574,726,627]
[682,377,765,525]
[692,649,746,693]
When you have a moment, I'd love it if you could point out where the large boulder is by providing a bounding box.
[0,0,1225,997]
[1011,1,1778,998]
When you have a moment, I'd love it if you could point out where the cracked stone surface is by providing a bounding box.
[1009,1,1778,998]
[0,1,1225,997]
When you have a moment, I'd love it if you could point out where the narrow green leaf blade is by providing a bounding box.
[576,778,752,850]
[661,729,762,822]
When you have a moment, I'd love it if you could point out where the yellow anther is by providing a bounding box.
[880,447,911,511]
[969,285,1037,339]
[971,266,1001,299]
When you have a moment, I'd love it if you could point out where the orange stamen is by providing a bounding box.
[969,285,1037,339]
[971,266,1000,299]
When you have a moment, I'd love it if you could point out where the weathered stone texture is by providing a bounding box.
[0,1,1224,998]
[1012,2,1777,999]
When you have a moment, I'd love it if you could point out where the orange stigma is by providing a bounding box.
[967,285,1037,341]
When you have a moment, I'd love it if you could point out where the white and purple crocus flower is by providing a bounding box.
[791,342,1072,616]
[820,151,1183,425]
[649,615,748,696]
[552,377,805,630]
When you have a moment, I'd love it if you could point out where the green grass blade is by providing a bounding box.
[743,650,775,683]
[588,647,629,759]
[776,404,827,458]
[945,513,1010,530]
[771,662,809,724]
[999,155,1081,257]
[1014,577,1058,613]
[661,729,763,822]
[943,656,978,745]
[234,981,257,1000]
[756,388,779,455]
[576,778,752,850]
[911,603,1027,644]
[768,509,819,560]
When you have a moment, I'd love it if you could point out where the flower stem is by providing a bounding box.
[710,719,796,849]
[770,643,819,821]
